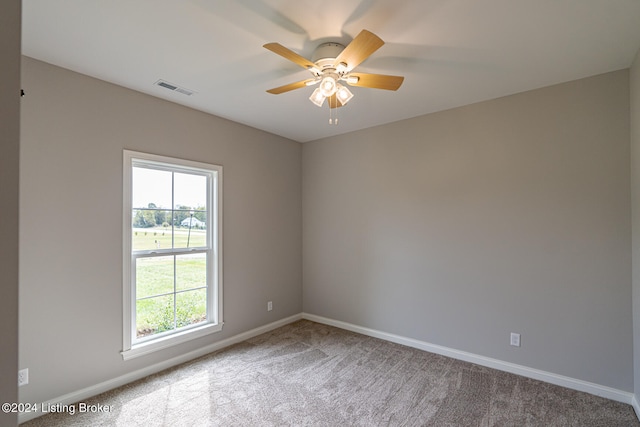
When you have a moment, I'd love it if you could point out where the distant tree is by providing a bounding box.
[155,210,170,227]
[133,210,145,228]
[144,210,157,227]
[133,209,156,228]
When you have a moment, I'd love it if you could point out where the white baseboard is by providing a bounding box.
[302,313,636,407]
[18,314,302,424]
[632,395,640,422]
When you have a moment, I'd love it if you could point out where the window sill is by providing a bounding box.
[121,322,223,360]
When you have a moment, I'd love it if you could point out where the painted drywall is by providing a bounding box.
[19,57,302,405]
[303,70,632,391]
[631,48,640,408]
[0,1,21,426]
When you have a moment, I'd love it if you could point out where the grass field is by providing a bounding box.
[133,227,208,337]
[133,226,206,250]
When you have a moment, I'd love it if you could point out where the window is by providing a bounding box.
[122,150,222,360]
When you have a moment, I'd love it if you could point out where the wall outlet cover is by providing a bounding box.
[510,333,521,347]
[18,368,29,386]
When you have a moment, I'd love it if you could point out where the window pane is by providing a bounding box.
[176,253,206,291]
[136,256,174,299]
[174,212,207,249]
[176,289,207,328]
[132,167,172,210]
[132,210,173,251]
[136,294,175,338]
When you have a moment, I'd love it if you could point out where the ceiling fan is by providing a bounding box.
[263,30,404,111]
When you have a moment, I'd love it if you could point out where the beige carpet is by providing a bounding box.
[21,320,639,426]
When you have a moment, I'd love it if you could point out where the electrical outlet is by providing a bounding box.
[267,301,273,312]
[18,368,28,386]
[510,333,521,347]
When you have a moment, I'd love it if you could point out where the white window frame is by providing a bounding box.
[121,150,223,360]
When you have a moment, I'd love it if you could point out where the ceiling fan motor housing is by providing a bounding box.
[311,42,345,70]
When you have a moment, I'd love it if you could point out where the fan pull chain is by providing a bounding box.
[328,101,339,125]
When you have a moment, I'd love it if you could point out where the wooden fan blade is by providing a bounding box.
[348,73,404,91]
[266,79,316,94]
[263,43,317,70]
[328,94,344,109]
[334,29,384,71]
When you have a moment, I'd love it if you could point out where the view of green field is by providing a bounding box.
[134,231,208,337]
[133,226,206,250]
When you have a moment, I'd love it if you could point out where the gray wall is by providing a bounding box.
[303,70,633,391]
[631,49,640,406]
[0,1,21,426]
[19,57,302,405]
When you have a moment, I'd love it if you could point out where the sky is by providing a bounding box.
[132,167,207,209]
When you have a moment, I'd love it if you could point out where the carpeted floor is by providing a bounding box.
[21,320,640,426]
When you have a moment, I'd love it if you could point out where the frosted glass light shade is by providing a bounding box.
[320,76,337,96]
[335,84,354,105]
[309,87,326,107]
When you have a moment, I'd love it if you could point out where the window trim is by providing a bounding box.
[121,150,223,360]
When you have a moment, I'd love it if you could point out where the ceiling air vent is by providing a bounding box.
[154,79,195,96]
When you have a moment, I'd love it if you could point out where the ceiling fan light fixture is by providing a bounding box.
[335,84,354,105]
[320,76,337,96]
[309,87,326,107]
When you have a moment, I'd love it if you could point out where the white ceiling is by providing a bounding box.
[22,0,640,143]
